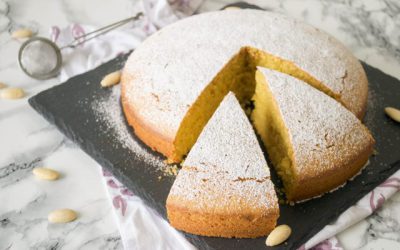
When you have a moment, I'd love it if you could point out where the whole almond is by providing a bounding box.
[48,209,77,223]
[0,82,7,89]
[266,224,292,247]
[12,28,33,39]
[385,107,400,123]
[0,87,25,99]
[101,71,121,87]
[33,167,60,180]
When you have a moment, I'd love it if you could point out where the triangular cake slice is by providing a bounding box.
[166,92,279,238]
[252,67,375,201]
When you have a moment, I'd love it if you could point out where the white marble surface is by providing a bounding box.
[0,0,399,249]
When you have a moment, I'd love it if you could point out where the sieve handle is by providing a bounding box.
[59,12,143,50]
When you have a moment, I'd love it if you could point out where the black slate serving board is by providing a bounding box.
[29,3,400,250]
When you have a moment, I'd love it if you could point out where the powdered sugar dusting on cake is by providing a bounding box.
[169,92,278,209]
[91,87,164,168]
[259,67,374,179]
[184,92,270,180]
[122,9,366,139]
[169,170,277,211]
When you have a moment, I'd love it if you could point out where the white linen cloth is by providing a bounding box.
[50,1,400,249]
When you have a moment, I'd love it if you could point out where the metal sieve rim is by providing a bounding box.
[18,37,63,80]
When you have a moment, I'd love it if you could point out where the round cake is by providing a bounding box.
[121,9,369,163]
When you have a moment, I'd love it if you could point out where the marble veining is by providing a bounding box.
[0,0,399,249]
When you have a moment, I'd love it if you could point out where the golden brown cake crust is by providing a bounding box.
[166,199,279,238]
[166,171,280,238]
[289,142,374,201]
[121,77,176,161]
[339,51,369,119]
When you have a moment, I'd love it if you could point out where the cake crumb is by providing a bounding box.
[164,165,179,176]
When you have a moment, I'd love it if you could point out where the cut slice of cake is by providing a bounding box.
[166,92,279,238]
[252,67,375,201]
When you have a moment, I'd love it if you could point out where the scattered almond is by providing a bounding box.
[101,71,121,87]
[0,82,7,89]
[385,107,400,123]
[48,209,77,223]
[11,28,33,39]
[266,224,292,247]
[33,167,60,181]
[0,87,25,99]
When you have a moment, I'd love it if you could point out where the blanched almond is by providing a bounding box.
[266,224,292,246]
[385,107,400,123]
[0,87,25,99]
[101,71,121,87]
[33,167,60,180]
[12,28,33,39]
[48,209,77,223]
